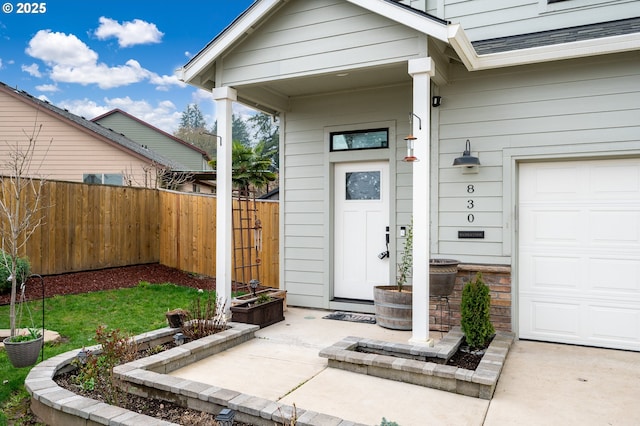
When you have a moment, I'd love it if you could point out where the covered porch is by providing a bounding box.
[179,0,457,344]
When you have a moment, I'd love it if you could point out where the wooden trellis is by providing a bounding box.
[232,189,262,288]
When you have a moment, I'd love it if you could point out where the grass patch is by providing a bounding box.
[0,282,216,424]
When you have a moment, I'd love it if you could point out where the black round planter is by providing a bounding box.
[429,259,460,297]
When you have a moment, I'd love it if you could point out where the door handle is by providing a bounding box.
[378,226,390,259]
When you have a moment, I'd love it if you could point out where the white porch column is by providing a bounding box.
[408,57,435,345]
[212,86,237,313]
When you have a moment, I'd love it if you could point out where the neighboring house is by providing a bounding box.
[259,187,279,201]
[92,109,215,193]
[180,0,640,351]
[92,108,213,176]
[0,81,187,188]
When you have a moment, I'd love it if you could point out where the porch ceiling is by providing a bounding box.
[233,61,412,114]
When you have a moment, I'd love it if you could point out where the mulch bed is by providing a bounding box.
[53,344,247,425]
[0,263,221,306]
[446,347,483,370]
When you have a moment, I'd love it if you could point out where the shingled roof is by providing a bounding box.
[0,81,186,169]
[473,17,640,55]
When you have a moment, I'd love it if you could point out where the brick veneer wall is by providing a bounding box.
[429,264,512,332]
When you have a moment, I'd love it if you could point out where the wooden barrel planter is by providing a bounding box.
[374,286,412,330]
[429,259,460,297]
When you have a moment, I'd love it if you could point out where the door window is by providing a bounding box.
[345,171,380,200]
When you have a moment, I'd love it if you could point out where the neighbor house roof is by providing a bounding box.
[91,108,210,161]
[0,81,185,169]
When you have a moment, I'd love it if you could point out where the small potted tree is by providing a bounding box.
[0,121,49,367]
[374,222,413,330]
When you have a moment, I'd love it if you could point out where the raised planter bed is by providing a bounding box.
[24,323,360,426]
[230,296,285,328]
[232,288,287,311]
[319,327,515,400]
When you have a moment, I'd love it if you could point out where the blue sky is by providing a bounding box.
[0,0,255,133]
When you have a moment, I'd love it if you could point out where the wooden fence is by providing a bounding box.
[4,180,279,287]
[13,180,160,274]
[159,191,279,287]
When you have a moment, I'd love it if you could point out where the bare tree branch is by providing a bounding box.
[0,117,51,337]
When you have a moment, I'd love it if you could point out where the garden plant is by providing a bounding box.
[0,281,217,424]
[460,272,495,349]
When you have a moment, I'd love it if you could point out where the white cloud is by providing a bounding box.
[59,96,181,133]
[35,84,58,92]
[26,30,97,66]
[150,73,186,91]
[58,98,110,120]
[50,59,151,89]
[22,63,42,77]
[0,58,3,69]
[95,17,163,48]
[24,29,178,90]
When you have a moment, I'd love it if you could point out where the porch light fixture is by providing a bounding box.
[453,139,480,172]
[403,112,422,163]
[432,96,442,107]
[249,279,260,297]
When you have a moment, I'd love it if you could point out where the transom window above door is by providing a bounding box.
[330,128,388,152]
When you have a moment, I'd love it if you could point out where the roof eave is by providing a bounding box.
[180,0,283,87]
[450,29,640,71]
[179,0,451,88]
[348,0,449,42]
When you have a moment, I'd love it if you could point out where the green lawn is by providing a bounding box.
[0,282,217,425]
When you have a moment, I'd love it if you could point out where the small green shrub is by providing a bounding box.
[0,252,31,293]
[256,293,272,305]
[460,272,495,349]
[380,418,399,426]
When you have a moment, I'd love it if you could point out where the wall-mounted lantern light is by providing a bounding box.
[403,112,422,163]
[432,96,442,107]
[452,139,480,172]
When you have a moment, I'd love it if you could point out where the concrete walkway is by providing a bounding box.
[171,307,640,425]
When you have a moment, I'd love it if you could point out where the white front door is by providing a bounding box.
[334,161,390,300]
[519,159,640,351]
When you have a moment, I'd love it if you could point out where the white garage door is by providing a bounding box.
[519,158,640,351]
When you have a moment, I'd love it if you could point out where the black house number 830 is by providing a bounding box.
[467,184,475,223]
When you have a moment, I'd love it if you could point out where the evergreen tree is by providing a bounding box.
[248,113,279,171]
[460,272,495,349]
[174,104,216,157]
[232,114,251,146]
